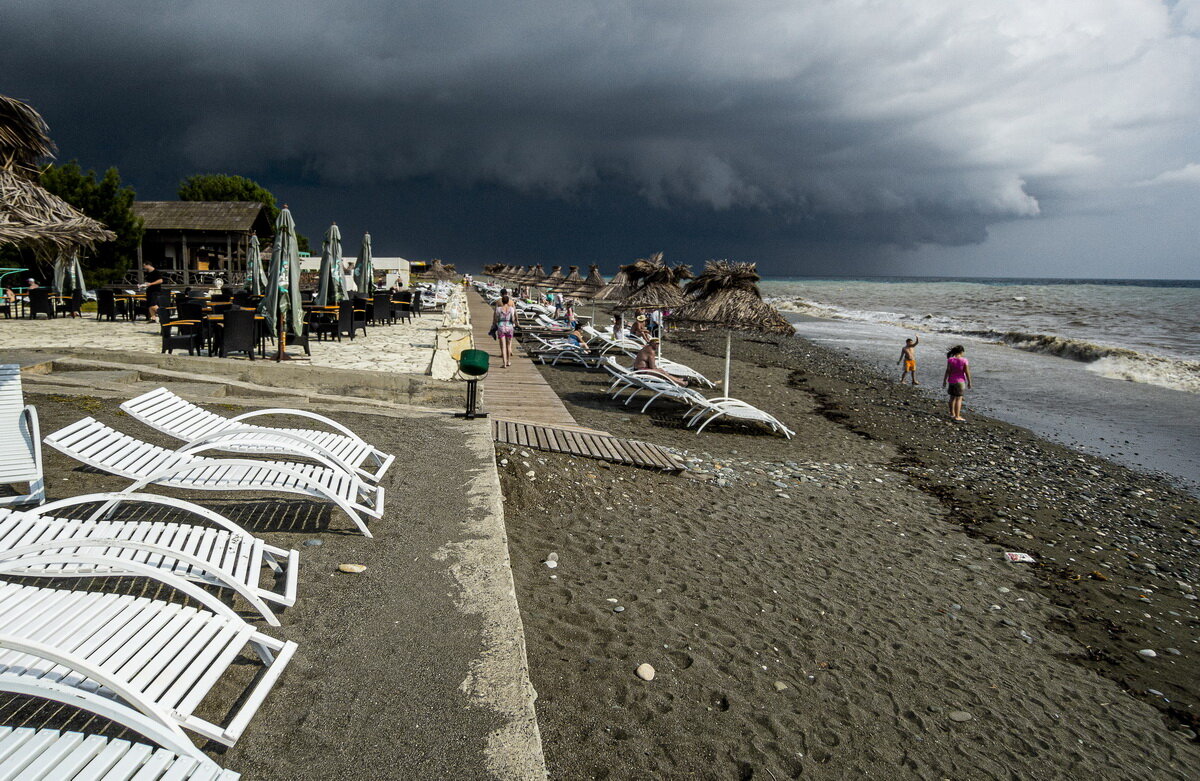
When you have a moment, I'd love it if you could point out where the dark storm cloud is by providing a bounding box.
[3,1,1199,272]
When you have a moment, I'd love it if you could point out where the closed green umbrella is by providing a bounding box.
[315,222,345,306]
[353,232,374,296]
[259,206,303,344]
[244,233,267,295]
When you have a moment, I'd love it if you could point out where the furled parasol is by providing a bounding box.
[314,222,346,306]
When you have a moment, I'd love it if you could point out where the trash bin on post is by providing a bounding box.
[456,348,489,419]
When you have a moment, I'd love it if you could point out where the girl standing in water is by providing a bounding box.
[942,345,972,422]
[493,293,517,368]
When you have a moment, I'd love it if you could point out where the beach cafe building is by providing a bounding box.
[132,201,273,286]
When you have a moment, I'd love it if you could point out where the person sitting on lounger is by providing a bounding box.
[633,337,687,386]
[630,314,651,342]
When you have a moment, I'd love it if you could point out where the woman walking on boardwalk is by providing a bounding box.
[494,293,517,368]
[942,345,972,422]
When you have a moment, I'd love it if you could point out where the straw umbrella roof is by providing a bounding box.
[552,265,583,294]
[673,260,792,334]
[591,267,634,301]
[0,95,115,256]
[613,252,685,310]
[574,264,605,298]
[430,258,455,280]
[542,265,564,288]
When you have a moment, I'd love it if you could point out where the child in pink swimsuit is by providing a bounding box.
[942,345,972,421]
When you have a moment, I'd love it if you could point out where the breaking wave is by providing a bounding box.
[769,296,1200,394]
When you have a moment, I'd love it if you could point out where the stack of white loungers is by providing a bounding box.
[0,368,394,778]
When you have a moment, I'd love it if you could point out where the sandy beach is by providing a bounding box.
[499,322,1200,778]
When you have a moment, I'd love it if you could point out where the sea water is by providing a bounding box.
[760,277,1200,494]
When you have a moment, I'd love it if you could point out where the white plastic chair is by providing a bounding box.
[120,387,394,482]
[0,365,44,506]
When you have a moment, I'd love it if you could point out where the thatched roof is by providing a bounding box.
[592,268,634,301]
[0,94,54,174]
[133,201,271,234]
[0,95,116,255]
[673,260,793,334]
[430,258,455,280]
[574,264,605,298]
[552,265,583,294]
[613,251,685,310]
[542,265,564,287]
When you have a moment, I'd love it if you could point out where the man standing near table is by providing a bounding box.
[139,262,163,321]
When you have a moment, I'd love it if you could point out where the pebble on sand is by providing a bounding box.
[773,681,789,692]
[636,663,656,681]
[949,711,973,722]
[304,539,323,547]
[338,563,367,574]
[1138,649,1158,658]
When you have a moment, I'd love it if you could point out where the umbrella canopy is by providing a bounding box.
[258,206,303,337]
[591,268,634,301]
[541,265,564,289]
[613,254,685,311]
[552,266,583,295]
[0,95,114,257]
[353,232,374,294]
[672,260,793,394]
[574,264,605,299]
[244,233,267,294]
[53,251,87,295]
[314,222,346,306]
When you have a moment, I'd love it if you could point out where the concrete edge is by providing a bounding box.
[434,418,548,780]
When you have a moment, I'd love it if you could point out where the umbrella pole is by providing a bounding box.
[275,309,292,362]
[724,331,732,396]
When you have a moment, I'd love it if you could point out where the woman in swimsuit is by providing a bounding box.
[493,293,517,368]
[942,345,972,421]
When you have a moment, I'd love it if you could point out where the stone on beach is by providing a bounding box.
[636,663,656,681]
[338,563,367,574]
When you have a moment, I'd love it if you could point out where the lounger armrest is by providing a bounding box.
[34,492,253,538]
[0,635,211,739]
[176,428,362,478]
[226,407,366,442]
[21,404,43,482]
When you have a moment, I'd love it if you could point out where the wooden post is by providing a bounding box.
[225,234,232,282]
[136,242,144,284]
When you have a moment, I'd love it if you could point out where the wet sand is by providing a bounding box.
[498,325,1200,778]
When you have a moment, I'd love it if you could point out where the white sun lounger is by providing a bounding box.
[0,492,298,626]
[0,578,297,753]
[0,364,45,506]
[684,397,795,438]
[44,417,385,538]
[0,725,239,778]
[120,387,394,483]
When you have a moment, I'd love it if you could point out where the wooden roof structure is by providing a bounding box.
[133,201,272,235]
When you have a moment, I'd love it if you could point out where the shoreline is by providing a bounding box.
[498,320,1200,777]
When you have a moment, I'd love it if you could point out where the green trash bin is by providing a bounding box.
[456,349,489,419]
[458,349,490,377]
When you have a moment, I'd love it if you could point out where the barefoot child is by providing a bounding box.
[942,345,972,422]
[897,336,920,385]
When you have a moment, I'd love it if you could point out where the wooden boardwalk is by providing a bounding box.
[467,292,583,428]
[492,419,684,472]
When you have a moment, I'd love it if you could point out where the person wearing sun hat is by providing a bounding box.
[632,336,687,386]
[630,313,651,342]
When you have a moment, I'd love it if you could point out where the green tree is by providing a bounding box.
[37,162,144,285]
[178,174,310,252]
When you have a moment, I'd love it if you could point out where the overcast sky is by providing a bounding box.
[4,0,1199,277]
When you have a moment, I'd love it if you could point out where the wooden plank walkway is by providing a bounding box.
[492,418,685,472]
[467,291,582,428]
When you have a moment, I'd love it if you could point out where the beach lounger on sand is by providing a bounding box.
[0,492,298,626]
[0,578,296,753]
[0,725,240,778]
[45,418,384,537]
[121,387,394,482]
[0,364,45,506]
[683,397,795,439]
[616,349,716,387]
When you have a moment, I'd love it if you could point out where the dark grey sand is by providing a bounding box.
[1,394,524,780]
[499,326,1200,779]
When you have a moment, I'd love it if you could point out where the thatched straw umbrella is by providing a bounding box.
[591,267,634,301]
[552,265,583,295]
[429,258,454,281]
[541,265,565,291]
[613,257,685,311]
[673,260,793,395]
[0,95,115,259]
[577,264,605,298]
